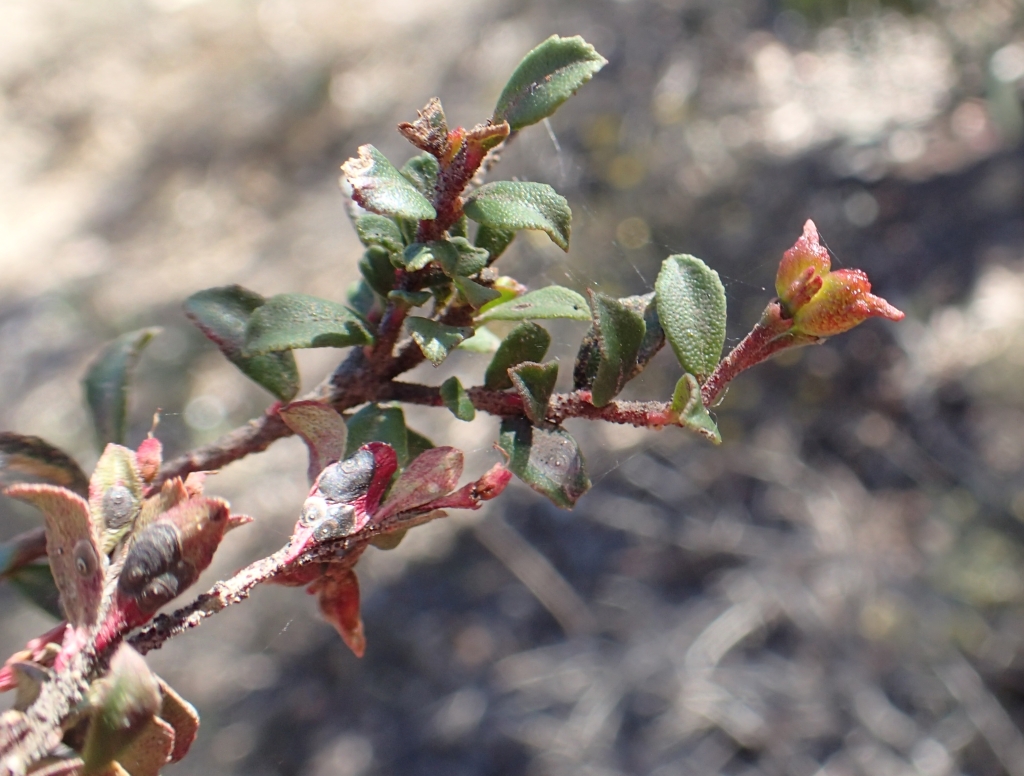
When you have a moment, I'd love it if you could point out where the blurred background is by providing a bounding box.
[2,0,1024,774]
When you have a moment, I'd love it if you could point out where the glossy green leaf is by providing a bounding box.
[0,433,89,497]
[360,245,397,295]
[655,254,727,382]
[477,285,589,323]
[498,418,590,509]
[440,377,475,421]
[509,361,558,424]
[7,564,62,620]
[588,292,646,407]
[463,182,571,251]
[83,328,159,448]
[671,373,721,444]
[355,215,405,256]
[454,277,501,309]
[244,294,373,356]
[279,401,348,483]
[345,404,409,466]
[4,483,106,626]
[475,225,515,264]
[83,644,161,775]
[399,152,440,197]
[406,317,473,366]
[493,35,607,131]
[341,145,436,220]
[184,285,300,402]
[484,322,552,390]
[458,327,502,353]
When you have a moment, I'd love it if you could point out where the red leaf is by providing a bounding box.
[312,566,366,657]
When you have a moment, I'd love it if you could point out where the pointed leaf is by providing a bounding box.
[440,377,475,421]
[184,285,300,402]
[314,566,365,657]
[498,419,590,509]
[588,292,646,407]
[341,145,436,220]
[359,246,397,297]
[655,254,726,382]
[671,374,721,444]
[84,329,159,448]
[7,564,62,620]
[459,326,502,354]
[493,35,607,131]
[345,404,409,466]
[475,226,515,263]
[279,402,348,483]
[0,433,89,497]
[509,361,558,424]
[244,294,373,356]
[406,317,473,366]
[4,484,105,627]
[157,678,199,763]
[83,645,161,775]
[114,716,174,776]
[484,322,551,390]
[463,182,571,251]
[354,215,404,256]
[376,447,464,521]
[89,444,143,554]
[454,278,501,309]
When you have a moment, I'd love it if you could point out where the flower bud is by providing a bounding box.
[791,268,904,337]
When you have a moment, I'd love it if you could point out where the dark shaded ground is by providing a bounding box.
[2,1,1024,774]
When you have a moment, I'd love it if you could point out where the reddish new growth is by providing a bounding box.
[702,220,904,406]
[398,98,510,241]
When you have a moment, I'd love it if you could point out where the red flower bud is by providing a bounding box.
[791,268,904,337]
[776,220,830,316]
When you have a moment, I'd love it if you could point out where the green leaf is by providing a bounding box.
[441,238,489,277]
[345,404,410,466]
[440,377,475,421]
[509,361,558,424]
[493,35,607,131]
[671,373,721,444]
[498,419,590,509]
[7,564,62,620]
[87,443,144,554]
[484,322,551,390]
[463,181,571,251]
[458,327,502,353]
[454,277,501,309]
[279,401,349,483]
[184,286,301,402]
[244,294,373,356]
[359,245,397,295]
[406,428,435,461]
[355,215,405,255]
[588,292,646,407]
[347,279,381,320]
[341,145,437,220]
[400,243,437,272]
[400,152,440,197]
[475,225,515,263]
[83,644,161,775]
[388,289,432,308]
[576,293,665,394]
[0,433,89,497]
[477,285,589,323]
[83,328,159,448]
[449,214,469,239]
[406,317,473,366]
[655,254,727,382]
